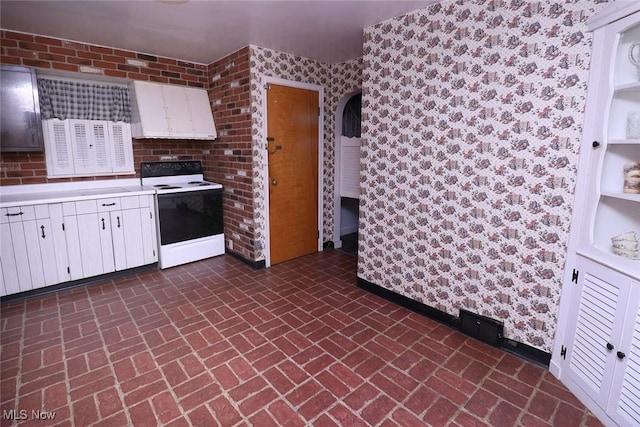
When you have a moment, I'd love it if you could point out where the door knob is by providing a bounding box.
[271,179,278,186]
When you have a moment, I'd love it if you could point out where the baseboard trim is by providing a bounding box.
[225,249,266,270]
[357,276,551,368]
[0,264,157,303]
[357,277,458,327]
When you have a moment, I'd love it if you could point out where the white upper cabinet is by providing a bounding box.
[129,81,217,140]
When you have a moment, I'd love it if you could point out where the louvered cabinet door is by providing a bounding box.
[340,136,361,199]
[91,121,112,174]
[609,282,640,427]
[42,119,74,176]
[69,120,112,174]
[109,122,134,173]
[565,257,631,412]
[69,120,93,174]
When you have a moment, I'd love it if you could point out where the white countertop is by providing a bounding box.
[0,179,156,208]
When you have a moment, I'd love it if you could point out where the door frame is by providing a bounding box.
[262,76,324,268]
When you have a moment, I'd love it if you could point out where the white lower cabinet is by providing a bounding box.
[1,208,32,294]
[1,194,158,297]
[64,195,158,278]
[138,196,158,266]
[96,195,158,272]
[0,204,70,296]
[66,199,107,277]
[560,256,640,426]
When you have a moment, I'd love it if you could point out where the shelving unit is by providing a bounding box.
[551,3,640,426]
[577,10,640,269]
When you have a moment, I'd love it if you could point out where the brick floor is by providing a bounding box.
[1,250,603,426]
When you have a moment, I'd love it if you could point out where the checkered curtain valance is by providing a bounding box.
[37,79,131,123]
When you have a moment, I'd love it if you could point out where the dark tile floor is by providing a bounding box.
[1,250,602,426]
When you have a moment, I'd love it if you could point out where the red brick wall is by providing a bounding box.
[0,30,208,85]
[1,31,259,263]
[0,30,214,185]
[206,47,255,261]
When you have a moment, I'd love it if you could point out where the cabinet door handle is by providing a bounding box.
[101,218,106,230]
[40,225,46,239]
[592,141,600,148]
[117,216,121,228]
[606,342,614,351]
[102,202,116,207]
[617,351,626,360]
[5,212,24,217]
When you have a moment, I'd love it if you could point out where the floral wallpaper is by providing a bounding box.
[248,46,362,261]
[359,0,607,352]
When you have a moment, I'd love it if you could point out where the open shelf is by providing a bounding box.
[577,245,640,281]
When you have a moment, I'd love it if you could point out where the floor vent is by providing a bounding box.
[459,309,504,347]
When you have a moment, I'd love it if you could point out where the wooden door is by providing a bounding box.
[267,84,319,265]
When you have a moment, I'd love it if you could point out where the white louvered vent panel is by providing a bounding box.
[92,123,110,170]
[111,125,126,167]
[52,121,71,169]
[72,122,90,169]
[109,122,133,173]
[570,273,618,393]
[340,136,361,199]
[617,303,640,425]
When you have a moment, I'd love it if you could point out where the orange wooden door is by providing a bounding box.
[267,84,319,265]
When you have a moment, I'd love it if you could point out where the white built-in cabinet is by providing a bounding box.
[561,258,640,426]
[63,195,157,278]
[129,81,217,139]
[43,119,134,177]
[551,3,640,427]
[0,204,70,294]
[0,194,157,297]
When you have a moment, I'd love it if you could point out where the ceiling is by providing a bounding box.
[0,0,438,65]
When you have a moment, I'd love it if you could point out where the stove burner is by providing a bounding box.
[154,184,171,188]
[187,181,213,186]
[161,186,182,190]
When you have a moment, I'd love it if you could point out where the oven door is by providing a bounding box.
[156,188,223,245]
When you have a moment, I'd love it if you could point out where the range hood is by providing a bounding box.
[129,81,217,140]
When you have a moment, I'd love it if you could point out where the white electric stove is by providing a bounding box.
[141,161,224,269]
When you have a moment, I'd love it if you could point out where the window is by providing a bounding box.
[43,119,133,177]
[38,77,134,177]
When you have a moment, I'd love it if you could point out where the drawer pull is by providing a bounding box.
[102,202,117,207]
[5,212,24,217]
